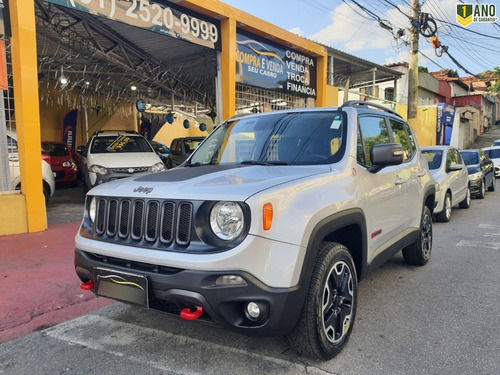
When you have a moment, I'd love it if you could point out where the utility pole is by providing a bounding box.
[408,0,420,126]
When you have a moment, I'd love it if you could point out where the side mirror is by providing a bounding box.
[76,145,86,156]
[447,163,463,172]
[368,143,404,173]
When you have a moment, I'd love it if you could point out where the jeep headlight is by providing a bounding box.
[152,162,166,172]
[62,160,73,168]
[210,202,244,241]
[88,164,108,175]
[88,196,97,223]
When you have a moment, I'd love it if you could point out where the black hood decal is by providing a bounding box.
[136,165,241,182]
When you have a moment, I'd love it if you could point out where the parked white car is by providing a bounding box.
[6,130,55,204]
[76,130,165,194]
[421,145,470,222]
[482,146,500,178]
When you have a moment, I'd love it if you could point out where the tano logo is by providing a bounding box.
[456,3,498,27]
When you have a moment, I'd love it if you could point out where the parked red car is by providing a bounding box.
[41,141,78,185]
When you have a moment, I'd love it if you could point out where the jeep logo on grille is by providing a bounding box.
[133,186,154,194]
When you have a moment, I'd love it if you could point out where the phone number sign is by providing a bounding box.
[46,0,221,50]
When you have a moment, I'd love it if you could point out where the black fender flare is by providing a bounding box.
[298,208,368,291]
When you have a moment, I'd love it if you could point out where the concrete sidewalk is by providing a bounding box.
[0,221,113,344]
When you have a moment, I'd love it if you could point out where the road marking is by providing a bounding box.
[44,314,332,375]
[457,240,500,250]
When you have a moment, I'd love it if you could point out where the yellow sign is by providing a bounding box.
[457,3,498,27]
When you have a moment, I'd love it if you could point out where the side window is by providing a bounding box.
[390,119,415,162]
[446,149,456,168]
[357,116,391,167]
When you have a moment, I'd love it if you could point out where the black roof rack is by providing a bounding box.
[340,100,402,119]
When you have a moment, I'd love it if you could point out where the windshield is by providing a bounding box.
[485,148,500,159]
[91,135,153,153]
[42,143,69,157]
[460,151,479,165]
[189,111,345,166]
[421,150,442,170]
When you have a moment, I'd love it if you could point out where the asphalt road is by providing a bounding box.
[3,181,500,374]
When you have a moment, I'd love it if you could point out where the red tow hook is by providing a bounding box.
[80,280,94,290]
[180,306,203,320]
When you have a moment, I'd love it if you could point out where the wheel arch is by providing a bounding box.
[301,209,368,286]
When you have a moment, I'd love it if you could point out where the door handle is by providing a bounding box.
[417,170,426,177]
[394,178,405,185]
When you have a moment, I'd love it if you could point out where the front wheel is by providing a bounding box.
[435,192,451,222]
[477,180,485,199]
[402,205,432,266]
[459,187,471,209]
[288,242,357,360]
[488,175,496,192]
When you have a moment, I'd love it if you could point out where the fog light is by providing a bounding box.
[246,302,261,320]
[215,275,247,286]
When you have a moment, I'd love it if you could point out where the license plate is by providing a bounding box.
[95,267,149,308]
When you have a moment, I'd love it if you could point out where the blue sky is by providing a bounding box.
[223,0,500,76]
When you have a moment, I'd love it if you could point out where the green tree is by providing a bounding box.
[485,67,500,93]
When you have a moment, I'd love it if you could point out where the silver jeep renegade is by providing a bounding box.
[75,101,435,360]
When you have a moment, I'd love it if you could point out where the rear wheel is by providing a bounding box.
[435,192,451,222]
[288,242,357,360]
[402,205,432,266]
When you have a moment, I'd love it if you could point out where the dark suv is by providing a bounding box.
[75,102,435,360]
[165,136,205,169]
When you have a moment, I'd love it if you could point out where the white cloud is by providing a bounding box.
[288,27,304,36]
[308,3,410,53]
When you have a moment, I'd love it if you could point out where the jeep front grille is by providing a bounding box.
[94,198,193,246]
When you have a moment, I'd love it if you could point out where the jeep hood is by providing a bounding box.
[88,164,332,201]
[88,152,161,167]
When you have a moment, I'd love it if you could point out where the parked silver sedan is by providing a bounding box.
[421,145,471,222]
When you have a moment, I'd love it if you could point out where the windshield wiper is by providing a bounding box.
[240,160,288,166]
[184,161,204,167]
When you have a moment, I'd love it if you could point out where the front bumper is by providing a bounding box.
[75,249,305,336]
[468,179,482,195]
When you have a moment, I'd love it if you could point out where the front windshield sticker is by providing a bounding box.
[330,115,342,129]
[107,135,130,151]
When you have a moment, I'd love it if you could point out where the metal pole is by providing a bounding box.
[408,0,420,121]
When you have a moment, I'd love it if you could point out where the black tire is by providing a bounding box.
[435,192,451,222]
[43,182,50,205]
[402,205,432,266]
[287,242,357,360]
[459,187,471,209]
[488,176,496,192]
[477,180,485,199]
[83,180,90,195]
